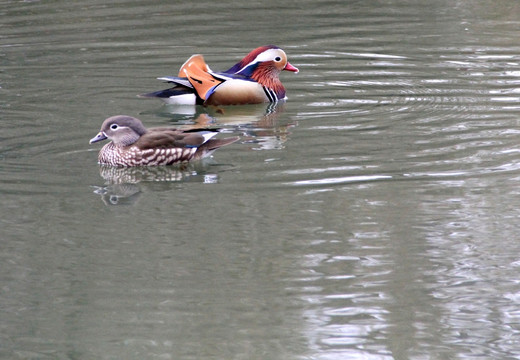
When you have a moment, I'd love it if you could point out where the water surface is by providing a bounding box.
[2,1,520,359]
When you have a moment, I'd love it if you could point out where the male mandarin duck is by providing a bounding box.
[89,115,239,167]
[141,45,299,106]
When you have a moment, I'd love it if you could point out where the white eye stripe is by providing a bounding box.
[237,49,286,73]
[109,124,130,131]
[252,49,285,63]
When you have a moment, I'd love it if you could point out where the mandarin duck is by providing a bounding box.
[141,45,299,106]
[89,115,239,167]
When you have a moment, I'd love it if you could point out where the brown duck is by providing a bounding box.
[89,115,239,167]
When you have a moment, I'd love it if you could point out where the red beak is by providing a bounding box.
[284,62,299,73]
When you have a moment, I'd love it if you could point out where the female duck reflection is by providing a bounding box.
[92,163,220,206]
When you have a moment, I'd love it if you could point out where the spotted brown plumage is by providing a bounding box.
[141,45,299,106]
[89,115,239,167]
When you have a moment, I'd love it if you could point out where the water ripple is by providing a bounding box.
[286,175,393,187]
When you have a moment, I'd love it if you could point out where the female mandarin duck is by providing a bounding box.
[141,45,299,106]
[89,115,239,167]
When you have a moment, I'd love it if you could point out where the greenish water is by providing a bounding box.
[3,1,520,359]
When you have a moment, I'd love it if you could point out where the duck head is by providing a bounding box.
[90,115,148,147]
[226,45,299,77]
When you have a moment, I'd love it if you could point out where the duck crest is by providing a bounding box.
[225,45,280,75]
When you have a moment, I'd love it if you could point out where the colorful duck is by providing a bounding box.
[141,45,299,106]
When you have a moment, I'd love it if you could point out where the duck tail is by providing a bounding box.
[194,136,240,159]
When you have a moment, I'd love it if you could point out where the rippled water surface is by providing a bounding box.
[3,1,520,359]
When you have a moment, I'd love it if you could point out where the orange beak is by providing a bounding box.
[284,62,299,73]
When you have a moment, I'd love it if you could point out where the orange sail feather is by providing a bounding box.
[179,55,222,101]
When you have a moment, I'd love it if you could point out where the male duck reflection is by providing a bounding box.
[141,45,299,105]
[89,115,239,167]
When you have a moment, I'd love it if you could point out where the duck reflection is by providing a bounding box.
[92,182,142,206]
[92,163,219,206]
[97,164,218,184]
[156,102,295,150]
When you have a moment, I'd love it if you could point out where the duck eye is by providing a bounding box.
[110,124,119,130]
[275,56,282,62]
